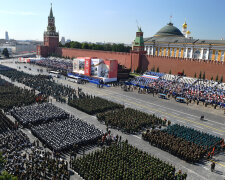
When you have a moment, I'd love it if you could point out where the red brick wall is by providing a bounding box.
[142,55,225,81]
[45,36,59,55]
[37,45,49,57]
[56,47,139,70]
[54,47,225,81]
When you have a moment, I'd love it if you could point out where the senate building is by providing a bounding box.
[143,21,225,61]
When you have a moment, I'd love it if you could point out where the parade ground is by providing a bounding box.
[1,59,225,180]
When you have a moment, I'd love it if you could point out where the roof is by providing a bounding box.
[49,4,53,18]
[144,36,225,45]
[133,27,144,46]
[137,27,142,33]
[154,22,184,37]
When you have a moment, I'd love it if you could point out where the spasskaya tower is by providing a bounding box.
[43,3,59,55]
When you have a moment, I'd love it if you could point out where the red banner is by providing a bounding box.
[84,58,91,76]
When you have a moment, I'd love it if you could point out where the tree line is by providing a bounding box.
[59,41,131,53]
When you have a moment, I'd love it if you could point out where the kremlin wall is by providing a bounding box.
[54,47,225,80]
[38,6,225,81]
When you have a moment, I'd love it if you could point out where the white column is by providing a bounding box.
[205,48,209,60]
[184,48,188,58]
[190,48,193,58]
[200,48,204,59]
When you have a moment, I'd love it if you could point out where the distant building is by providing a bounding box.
[66,39,71,43]
[96,42,104,45]
[0,39,41,54]
[5,31,9,41]
[61,37,65,45]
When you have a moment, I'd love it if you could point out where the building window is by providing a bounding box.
[202,49,207,59]
[173,48,176,57]
[215,50,218,61]
[170,48,173,57]
[178,48,181,57]
[194,49,200,59]
[209,50,213,60]
[187,48,191,58]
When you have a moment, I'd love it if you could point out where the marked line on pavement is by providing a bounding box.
[210,159,225,168]
[192,125,204,130]
[105,89,225,126]
[212,131,224,136]
[99,90,225,134]
[133,135,141,139]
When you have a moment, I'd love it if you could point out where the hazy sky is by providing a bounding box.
[0,0,225,43]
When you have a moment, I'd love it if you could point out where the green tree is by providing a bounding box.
[216,74,219,82]
[199,71,202,79]
[104,44,112,51]
[202,72,205,80]
[81,43,89,49]
[63,41,131,52]
[151,66,155,72]
[0,171,17,180]
[194,72,197,78]
[156,67,159,72]
[182,69,184,75]
[58,42,64,47]
[169,69,172,74]
[220,75,223,83]
[2,48,9,58]
[211,76,213,81]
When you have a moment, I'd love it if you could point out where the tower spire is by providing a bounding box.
[49,3,53,18]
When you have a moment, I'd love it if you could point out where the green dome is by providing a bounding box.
[154,23,184,37]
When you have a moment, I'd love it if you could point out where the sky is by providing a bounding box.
[0,0,225,44]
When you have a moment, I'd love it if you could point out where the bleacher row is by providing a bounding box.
[129,71,225,107]
[131,71,225,90]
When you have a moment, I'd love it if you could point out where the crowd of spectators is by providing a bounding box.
[30,57,73,72]
[129,71,225,108]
